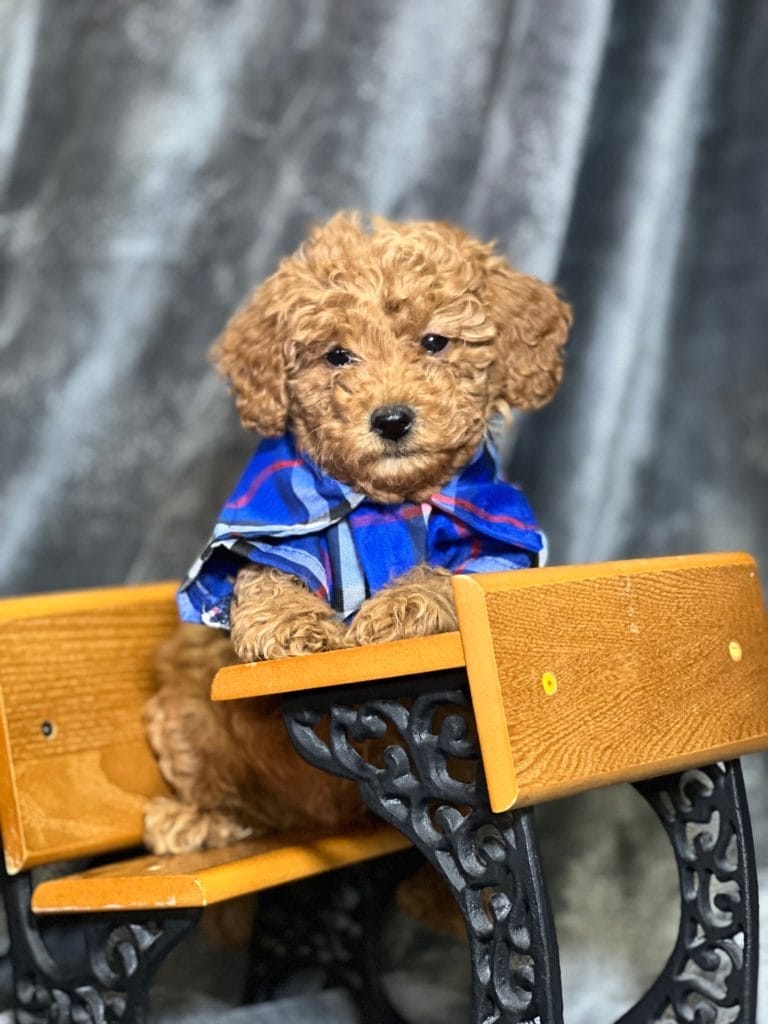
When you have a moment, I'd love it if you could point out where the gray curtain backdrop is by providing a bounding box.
[1,1,766,1021]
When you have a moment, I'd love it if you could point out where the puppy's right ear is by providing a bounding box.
[209,273,289,436]
[483,256,572,411]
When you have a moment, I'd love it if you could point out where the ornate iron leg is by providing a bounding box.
[245,848,421,1022]
[1,862,200,1024]
[283,679,563,1024]
[618,760,758,1024]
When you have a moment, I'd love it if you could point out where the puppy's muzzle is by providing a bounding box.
[370,405,415,442]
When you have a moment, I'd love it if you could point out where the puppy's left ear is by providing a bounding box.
[209,272,289,436]
[484,256,572,410]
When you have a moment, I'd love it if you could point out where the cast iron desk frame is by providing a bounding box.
[281,669,758,1024]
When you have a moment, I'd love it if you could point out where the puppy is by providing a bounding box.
[144,213,571,854]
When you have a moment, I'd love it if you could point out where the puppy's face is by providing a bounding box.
[212,215,571,503]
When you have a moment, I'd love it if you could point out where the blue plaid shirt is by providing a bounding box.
[178,434,543,629]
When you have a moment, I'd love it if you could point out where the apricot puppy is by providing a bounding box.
[144,213,570,854]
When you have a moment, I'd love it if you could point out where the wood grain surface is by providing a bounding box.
[453,552,768,811]
[0,584,178,872]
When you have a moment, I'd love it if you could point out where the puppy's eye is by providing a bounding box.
[325,347,355,367]
[420,333,450,354]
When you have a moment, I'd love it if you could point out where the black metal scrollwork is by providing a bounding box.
[1,863,199,1024]
[283,678,563,1024]
[619,761,757,1024]
[285,682,760,1024]
[245,849,421,1023]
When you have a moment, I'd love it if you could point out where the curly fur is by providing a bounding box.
[146,623,365,852]
[144,213,570,855]
[231,564,346,661]
[213,213,570,503]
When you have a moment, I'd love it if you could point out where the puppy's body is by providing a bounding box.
[144,214,570,854]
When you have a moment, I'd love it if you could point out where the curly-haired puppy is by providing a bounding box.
[144,213,571,854]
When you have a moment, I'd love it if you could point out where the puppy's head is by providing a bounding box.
[212,213,571,503]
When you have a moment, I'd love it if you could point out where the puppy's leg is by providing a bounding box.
[346,565,458,646]
[145,569,347,853]
[143,797,253,855]
[228,566,368,828]
[230,564,345,661]
[144,624,257,853]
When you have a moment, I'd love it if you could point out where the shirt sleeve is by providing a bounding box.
[452,542,539,575]
[177,533,331,630]
[238,535,331,601]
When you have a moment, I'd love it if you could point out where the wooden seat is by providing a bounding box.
[31,827,407,914]
[213,552,768,812]
[0,584,405,910]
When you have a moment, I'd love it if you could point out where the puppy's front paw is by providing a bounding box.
[346,566,458,646]
[230,563,345,661]
[232,612,345,662]
[144,796,253,854]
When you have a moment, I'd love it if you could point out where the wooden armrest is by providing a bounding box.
[211,630,465,700]
[212,553,768,814]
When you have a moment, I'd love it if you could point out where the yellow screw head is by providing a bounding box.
[729,640,743,663]
[541,671,558,696]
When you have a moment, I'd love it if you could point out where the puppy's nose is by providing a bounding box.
[370,404,415,442]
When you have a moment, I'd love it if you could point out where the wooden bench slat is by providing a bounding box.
[31,825,409,913]
[0,582,179,624]
[5,744,165,873]
[0,585,178,873]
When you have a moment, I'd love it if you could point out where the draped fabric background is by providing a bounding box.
[1,1,766,1020]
